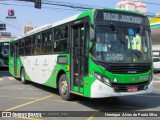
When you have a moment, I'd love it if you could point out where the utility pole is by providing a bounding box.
[35,0,41,9]
[19,0,41,9]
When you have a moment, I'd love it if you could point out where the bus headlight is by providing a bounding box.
[94,72,102,80]
[94,72,110,86]
[103,77,110,86]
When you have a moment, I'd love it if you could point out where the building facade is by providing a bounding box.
[116,0,147,15]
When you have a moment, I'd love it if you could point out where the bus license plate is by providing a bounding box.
[127,87,138,92]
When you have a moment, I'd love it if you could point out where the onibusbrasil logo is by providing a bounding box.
[6,9,16,19]
[8,9,14,16]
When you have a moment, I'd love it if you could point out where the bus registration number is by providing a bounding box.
[127,87,138,92]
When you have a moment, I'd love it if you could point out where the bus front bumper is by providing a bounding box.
[90,79,153,98]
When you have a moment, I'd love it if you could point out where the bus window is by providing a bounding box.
[10,42,15,57]
[54,26,68,52]
[25,37,32,46]
[33,34,41,55]
[42,31,52,54]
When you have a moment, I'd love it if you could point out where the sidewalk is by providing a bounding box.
[154,73,160,80]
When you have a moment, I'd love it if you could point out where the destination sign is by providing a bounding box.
[103,13,142,24]
[96,10,148,25]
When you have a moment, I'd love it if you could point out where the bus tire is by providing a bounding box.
[21,68,27,84]
[59,74,73,101]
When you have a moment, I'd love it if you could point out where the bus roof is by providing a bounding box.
[18,8,143,39]
[25,24,52,36]
[24,14,80,37]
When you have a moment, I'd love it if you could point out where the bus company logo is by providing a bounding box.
[6,9,16,19]
[8,9,14,16]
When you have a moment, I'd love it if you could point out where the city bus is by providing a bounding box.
[9,8,153,100]
[0,40,10,67]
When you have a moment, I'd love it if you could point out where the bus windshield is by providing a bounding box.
[0,42,9,60]
[93,26,152,63]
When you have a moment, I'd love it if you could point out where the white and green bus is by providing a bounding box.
[0,40,10,67]
[9,8,153,100]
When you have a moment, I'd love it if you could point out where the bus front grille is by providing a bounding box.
[106,63,151,74]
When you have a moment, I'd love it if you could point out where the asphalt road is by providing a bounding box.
[0,69,160,120]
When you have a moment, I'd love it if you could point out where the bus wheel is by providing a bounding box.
[21,68,27,84]
[59,74,73,101]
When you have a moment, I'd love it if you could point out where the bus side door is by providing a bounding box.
[14,42,18,76]
[70,19,89,94]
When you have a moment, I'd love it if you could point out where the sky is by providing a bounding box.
[0,0,159,37]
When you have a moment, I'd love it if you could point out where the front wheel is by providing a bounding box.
[20,68,28,84]
[59,74,73,101]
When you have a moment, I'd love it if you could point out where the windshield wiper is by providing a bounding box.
[110,22,117,32]
[110,23,124,44]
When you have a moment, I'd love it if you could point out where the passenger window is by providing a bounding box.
[42,31,52,54]
[54,26,68,52]
[25,37,32,55]
[33,34,41,55]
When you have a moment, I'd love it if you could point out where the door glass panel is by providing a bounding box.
[72,24,85,88]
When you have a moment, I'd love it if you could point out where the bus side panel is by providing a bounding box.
[9,57,14,76]
[19,57,31,81]
[20,55,63,87]
[43,54,70,88]
[83,77,95,97]
[25,71,32,81]
[17,57,23,78]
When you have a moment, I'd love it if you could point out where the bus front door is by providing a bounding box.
[14,43,18,76]
[71,23,87,94]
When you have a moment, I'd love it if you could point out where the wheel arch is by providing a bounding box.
[56,70,67,89]
[20,66,24,77]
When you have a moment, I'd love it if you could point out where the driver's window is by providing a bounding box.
[132,33,142,51]
[96,33,108,52]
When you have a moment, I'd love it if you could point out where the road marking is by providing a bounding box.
[0,89,21,94]
[0,78,3,81]
[87,99,113,120]
[153,80,160,83]
[0,95,77,103]
[0,95,38,100]
[43,99,77,103]
[4,95,53,111]
[87,106,104,120]
[16,88,42,91]
[17,117,42,120]
[153,89,160,91]
[8,77,15,80]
